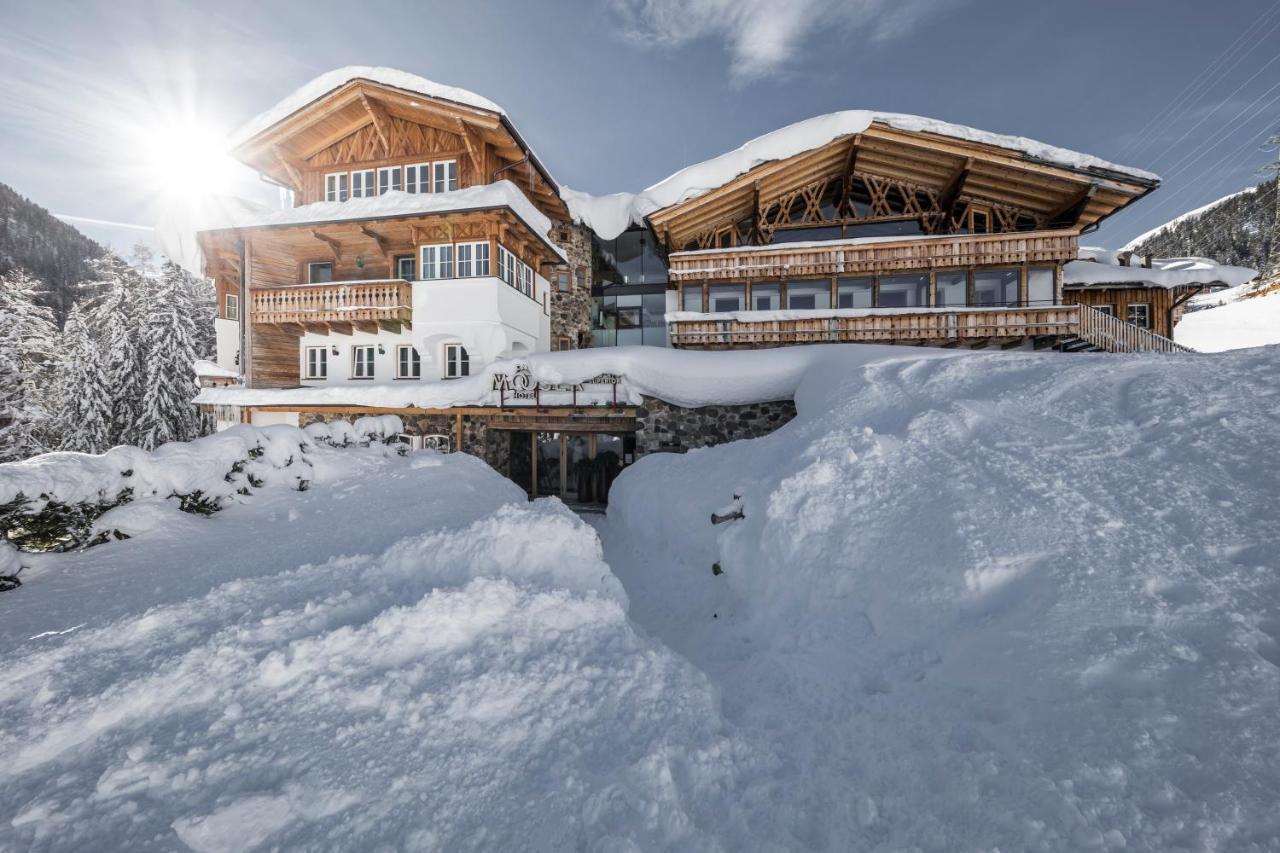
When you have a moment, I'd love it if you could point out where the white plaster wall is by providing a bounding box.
[296,274,550,386]
[214,318,241,373]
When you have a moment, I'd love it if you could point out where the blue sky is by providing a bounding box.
[2,0,1277,254]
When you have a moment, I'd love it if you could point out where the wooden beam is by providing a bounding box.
[298,119,373,160]
[360,93,394,157]
[271,145,304,191]
[455,117,482,176]
[1046,184,1097,227]
[312,230,342,261]
[353,320,378,334]
[327,321,353,336]
[840,135,860,214]
[938,157,974,214]
[360,225,391,259]
[378,320,402,334]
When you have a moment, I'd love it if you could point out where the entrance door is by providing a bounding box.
[504,430,634,506]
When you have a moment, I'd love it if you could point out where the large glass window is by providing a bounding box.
[974,269,1020,307]
[681,286,703,312]
[616,294,643,346]
[377,166,402,195]
[836,277,873,309]
[708,284,746,313]
[642,292,668,346]
[751,283,781,311]
[787,281,831,310]
[1028,267,1055,306]
[420,244,454,279]
[878,274,929,308]
[936,271,967,307]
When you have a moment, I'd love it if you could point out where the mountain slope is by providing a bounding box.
[1126,177,1276,272]
[0,183,103,323]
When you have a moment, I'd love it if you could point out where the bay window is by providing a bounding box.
[498,245,516,285]
[455,241,490,277]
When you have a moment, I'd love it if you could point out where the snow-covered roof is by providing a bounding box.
[563,111,1160,240]
[197,181,565,261]
[1064,247,1257,290]
[194,359,239,379]
[230,66,505,149]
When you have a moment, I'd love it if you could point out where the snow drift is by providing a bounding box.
[602,344,1280,850]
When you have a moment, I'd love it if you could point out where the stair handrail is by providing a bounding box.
[1074,304,1196,354]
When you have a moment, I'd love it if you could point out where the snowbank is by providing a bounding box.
[602,343,1280,849]
[193,359,238,380]
[1067,247,1256,290]
[196,343,945,411]
[0,454,763,851]
[1176,290,1280,351]
[565,111,1158,239]
[230,66,505,148]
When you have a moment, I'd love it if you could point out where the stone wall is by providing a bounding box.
[548,222,594,349]
[633,396,797,456]
[299,411,511,478]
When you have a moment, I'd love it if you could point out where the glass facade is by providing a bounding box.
[592,226,671,347]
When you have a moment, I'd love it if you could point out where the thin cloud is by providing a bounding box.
[610,0,951,83]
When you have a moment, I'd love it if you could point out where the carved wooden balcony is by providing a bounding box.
[666,230,1080,282]
[250,279,413,333]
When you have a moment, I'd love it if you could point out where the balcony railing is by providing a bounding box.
[667,230,1080,282]
[668,305,1080,348]
[251,280,412,327]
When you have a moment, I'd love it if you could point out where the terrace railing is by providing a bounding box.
[1074,303,1194,353]
[251,280,412,327]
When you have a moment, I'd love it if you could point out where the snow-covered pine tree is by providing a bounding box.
[52,301,113,454]
[1265,132,1280,283]
[90,252,148,447]
[137,261,202,450]
[0,269,59,461]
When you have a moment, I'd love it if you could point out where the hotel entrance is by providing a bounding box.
[506,430,632,507]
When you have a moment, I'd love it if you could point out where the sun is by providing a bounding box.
[127,111,240,202]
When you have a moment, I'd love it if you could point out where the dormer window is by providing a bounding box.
[377,166,402,195]
[433,160,458,193]
[324,172,348,202]
[351,169,375,199]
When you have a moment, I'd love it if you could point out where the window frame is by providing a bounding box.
[304,346,328,380]
[1126,302,1152,329]
[377,166,403,195]
[420,243,454,280]
[433,160,458,193]
[350,169,376,199]
[404,163,431,194]
[307,261,334,284]
[444,343,469,379]
[324,172,349,202]
[351,345,376,380]
[225,293,239,321]
[395,344,421,380]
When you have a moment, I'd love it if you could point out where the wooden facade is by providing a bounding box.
[1063,285,1203,340]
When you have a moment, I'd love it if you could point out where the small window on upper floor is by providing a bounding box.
[378,166,402,195]
[405,163,431,194]
[433,160,458,193]
[225,293,239,321]
[351,169,376,199]
[325,173,349,202]
[308,262,333,284]
[557,271,571,292]
[395,255,416,281]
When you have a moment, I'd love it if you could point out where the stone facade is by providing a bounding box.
[548,222,595,350]
[298,411,512,478]
[633,395,797,456]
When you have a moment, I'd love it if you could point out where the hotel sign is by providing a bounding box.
[492,365,623,405]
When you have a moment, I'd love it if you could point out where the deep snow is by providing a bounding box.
[1176,291,1280,352]
[5,345,1280,851]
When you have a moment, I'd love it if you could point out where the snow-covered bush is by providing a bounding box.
[0,424,315,551]
[304,414,403,447]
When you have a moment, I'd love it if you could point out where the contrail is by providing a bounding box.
[54,213,154,231]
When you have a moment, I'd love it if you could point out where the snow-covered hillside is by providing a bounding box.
[4,344,1280,851]
[1177,290,1280,351]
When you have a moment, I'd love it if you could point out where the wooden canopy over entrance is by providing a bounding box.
[231,77,568,220]
[647,123,1159,253]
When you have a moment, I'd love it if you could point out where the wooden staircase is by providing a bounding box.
[1060,304,1195,354]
